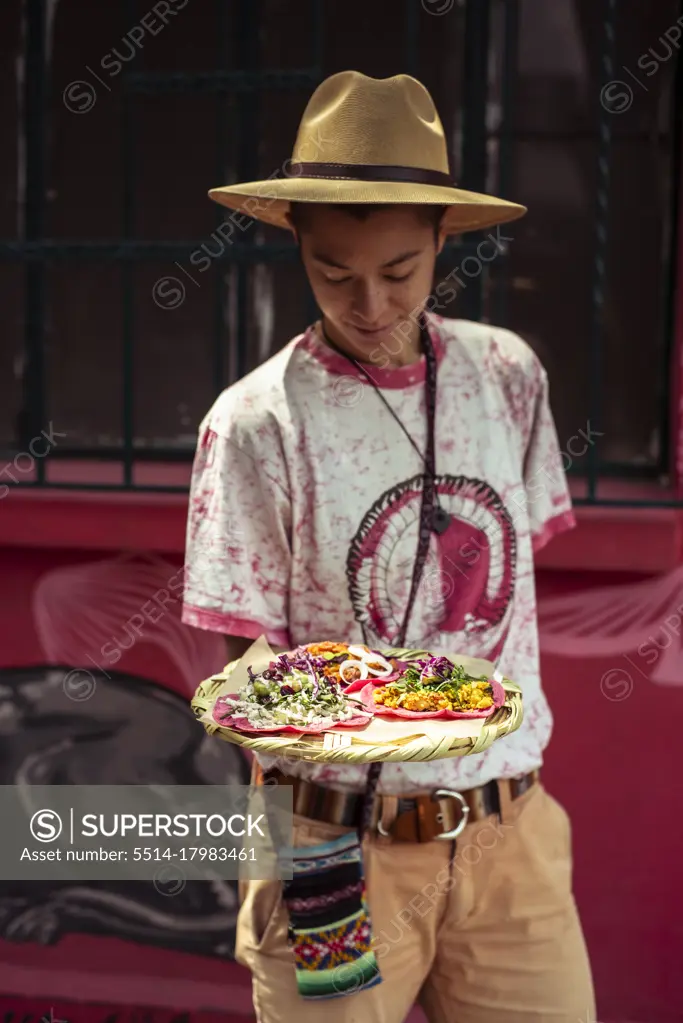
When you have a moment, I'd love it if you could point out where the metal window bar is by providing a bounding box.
[585,0,616,503]
[458,0,491,326]
[0,0,680,508]
[213,0,231,396]
[491,0,519,329]
[20,0,48,485]
[122,0,137,488]
[660,3,683,494]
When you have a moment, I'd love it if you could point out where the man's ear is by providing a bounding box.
[436,218,448,255]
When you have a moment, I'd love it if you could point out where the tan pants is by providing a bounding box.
[236,782,595,1023]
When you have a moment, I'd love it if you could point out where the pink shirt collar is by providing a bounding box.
[299,312,447,390]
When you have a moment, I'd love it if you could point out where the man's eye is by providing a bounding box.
[324,272,413,284]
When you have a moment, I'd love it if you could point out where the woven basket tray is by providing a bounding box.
[191,645,523,765]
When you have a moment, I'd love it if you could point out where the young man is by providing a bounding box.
[182,72,595,1022]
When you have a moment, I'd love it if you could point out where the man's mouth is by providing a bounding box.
[348,323,394,336]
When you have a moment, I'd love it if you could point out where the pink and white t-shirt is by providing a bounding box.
[182,313,574,795]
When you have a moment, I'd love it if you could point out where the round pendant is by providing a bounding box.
[432,505,451,535]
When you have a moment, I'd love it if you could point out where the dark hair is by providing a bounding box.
[288,202,446,241]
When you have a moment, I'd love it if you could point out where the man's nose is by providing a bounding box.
[352,279,387,322]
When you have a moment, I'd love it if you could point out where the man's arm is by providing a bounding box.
[224,634,290,665]
[224,635,254,664]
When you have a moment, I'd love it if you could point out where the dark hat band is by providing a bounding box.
[287,161,453,187]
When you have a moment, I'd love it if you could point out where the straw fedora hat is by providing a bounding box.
[208,71,526,235]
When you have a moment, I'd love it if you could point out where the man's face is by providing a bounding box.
[293,206,446,365]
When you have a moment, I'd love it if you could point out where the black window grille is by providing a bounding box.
[0,0,681,506]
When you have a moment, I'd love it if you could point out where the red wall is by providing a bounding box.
[1,526,682,1023]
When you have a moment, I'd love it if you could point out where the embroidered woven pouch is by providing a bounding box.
[281,831,381,1000]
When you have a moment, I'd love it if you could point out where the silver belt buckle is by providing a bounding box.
[431,788,470,840]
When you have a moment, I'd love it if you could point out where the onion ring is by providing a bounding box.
[347,645,394,678]
[339,659,369,684]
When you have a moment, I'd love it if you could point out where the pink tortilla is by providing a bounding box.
[212,695,373,735]
[358,678,505,720]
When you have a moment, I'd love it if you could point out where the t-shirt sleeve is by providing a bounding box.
[181,411,292,646]
[520,362,576,553]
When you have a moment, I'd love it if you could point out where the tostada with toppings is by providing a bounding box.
[357,655,505,720]
[211,642,396,734]
[212,644,503,734]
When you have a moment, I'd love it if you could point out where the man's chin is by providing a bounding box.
[322,318,414,365]
[345,324,401,346]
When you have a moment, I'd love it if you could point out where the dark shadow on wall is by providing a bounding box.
[0,665,249,959]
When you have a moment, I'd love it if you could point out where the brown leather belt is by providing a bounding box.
[255,764,540,843]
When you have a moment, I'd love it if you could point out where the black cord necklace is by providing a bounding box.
[320,320,451,536]
[321,316,451,837]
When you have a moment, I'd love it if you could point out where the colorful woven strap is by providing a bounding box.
[282,831,381,1000]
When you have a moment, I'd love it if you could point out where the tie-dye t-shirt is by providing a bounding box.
[182,313,574,795]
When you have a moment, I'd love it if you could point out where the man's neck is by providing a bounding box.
[321,318,422,369]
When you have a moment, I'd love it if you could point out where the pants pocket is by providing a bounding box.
[236,877,284,959]
[517,784,574,898]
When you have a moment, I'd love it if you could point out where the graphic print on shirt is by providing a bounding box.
[346,475,517,660]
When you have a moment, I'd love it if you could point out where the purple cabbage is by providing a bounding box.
[432,656,454,677]
[262,648,341,700]
[420,656,455,682]
[302,654,320,698]
[285,652,326,673]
